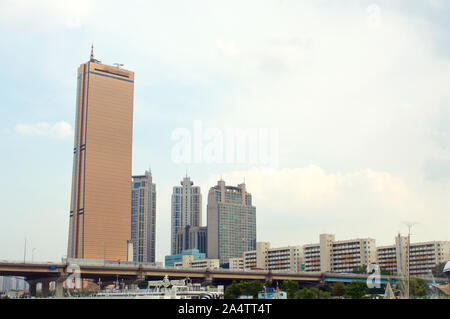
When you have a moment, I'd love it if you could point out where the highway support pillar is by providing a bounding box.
[28,280,37,297]
[41,279,50,298]
[55,279,65,298]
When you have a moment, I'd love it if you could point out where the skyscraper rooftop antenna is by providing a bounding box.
[90,44,94,62]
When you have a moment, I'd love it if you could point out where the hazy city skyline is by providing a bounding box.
[1,1,450,264]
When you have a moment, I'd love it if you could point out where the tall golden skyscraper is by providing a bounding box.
[67,48,134,261]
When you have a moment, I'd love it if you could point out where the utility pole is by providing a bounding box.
[407,226,410,299]
[403,222,416,299]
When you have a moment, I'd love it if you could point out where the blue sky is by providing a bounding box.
[1,0,449,263]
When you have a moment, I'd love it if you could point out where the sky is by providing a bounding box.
[0,0,449,263]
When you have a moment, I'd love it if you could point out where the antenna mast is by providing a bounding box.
[90,44,94,62]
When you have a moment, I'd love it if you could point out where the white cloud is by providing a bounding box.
[216,40,240,57]
[200,166,449,247]
[0,0,90,30]
[15,121,73,140]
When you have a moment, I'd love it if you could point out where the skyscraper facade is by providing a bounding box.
[67,50,134,261]
[175,225,208,255]
[207,180,256,265]
[131,171,156,263]
[171,177,202,254]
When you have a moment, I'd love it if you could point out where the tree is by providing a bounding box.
[320,283,332,293]
[332,282,345,297]
[224,280,264,299]
[296,288,317,299]
[264,279,273,288]
[224,281,241,299]
[409,278,429,298]
[310,287,320,298]
[319,290,331,299]
[396,277,430,298]
[239,280,263,298]
[344,281,367,299]
[280,280,299,299]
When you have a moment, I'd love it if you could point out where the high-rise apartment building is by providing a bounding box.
[229,257,245,271]
[376,235,450,276]
[303,234,376,273]
[330,238,376,273]
[207,180,256,265]
[377,234,408,275]
[131,171,156,263]
[243,242,270,270]
[67,49,134,261]
[265,245,303,272]
[242,242,303,272]
[171,176,202,254]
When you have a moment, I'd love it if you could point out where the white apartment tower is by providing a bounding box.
[376,234,450,276]
[303,234,377,273]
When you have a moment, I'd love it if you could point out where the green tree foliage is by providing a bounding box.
[264,279,273,288]
[296,287,317,299]
[280,280,299,299]
[332,282,345,297]
[396,277,430,298]
[344,281,368,299]
[224,280,264,299]
[240,280,264,297]
[319,290,331,299]
[409,278,429,297]
[225,281,241,299]
[226,280,333,299]
[320,283,332,293]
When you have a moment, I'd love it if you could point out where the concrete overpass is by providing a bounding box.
[0,260,322,297]
[2,259,436,297]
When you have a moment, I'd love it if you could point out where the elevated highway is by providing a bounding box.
[2,259,440,297]
[0,259,322,296]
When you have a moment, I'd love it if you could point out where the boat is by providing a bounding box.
[88,276,224,299]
